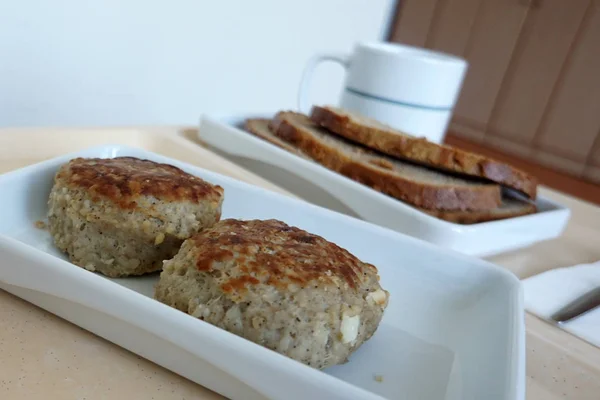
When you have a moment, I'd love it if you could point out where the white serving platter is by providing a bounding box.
[0,145,524,400]
[199,114,571,258]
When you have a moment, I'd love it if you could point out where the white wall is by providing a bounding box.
[0,0,394,127]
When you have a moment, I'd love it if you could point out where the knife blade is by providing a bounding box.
[551,286,600,323]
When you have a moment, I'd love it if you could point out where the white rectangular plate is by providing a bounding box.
[0,145,524,400]
[199,114,571,257]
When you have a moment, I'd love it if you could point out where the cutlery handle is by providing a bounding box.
[551,286,600,323]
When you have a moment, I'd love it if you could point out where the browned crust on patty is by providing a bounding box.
[270,112,501,211]
[193,219,377,292]
[310,106,538,200]
[57,157,224,209]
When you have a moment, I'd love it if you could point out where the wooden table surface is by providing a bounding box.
[0,126,599,400]
[488,188,600,400]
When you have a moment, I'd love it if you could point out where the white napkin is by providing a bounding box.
[523,261,600,348]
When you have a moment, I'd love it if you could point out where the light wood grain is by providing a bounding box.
[487,0,589,143]
[425,0,482,56]
[525,313,600,400]
[391,0,439,47]
[533,1,600,163]
[0,291,223,400]
[452,0,529,127]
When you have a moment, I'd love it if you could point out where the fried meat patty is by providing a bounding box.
[155,219,389,369]
[48,157,224,277]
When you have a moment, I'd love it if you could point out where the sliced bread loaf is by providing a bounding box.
[310,106,538,199]
[420,198,536,224]
[244,115,534,223]
[269,112,502,211]
[245,119,308,158]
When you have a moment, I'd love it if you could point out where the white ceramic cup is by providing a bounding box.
[298,41,468,143]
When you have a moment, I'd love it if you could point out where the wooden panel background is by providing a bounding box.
[425,0,482,55]
[585,130,600,184]
[391,0,439,47]
[534,1,600,163]
[452,0,529,137]
[487,0,589,143]
[391,0,600,183]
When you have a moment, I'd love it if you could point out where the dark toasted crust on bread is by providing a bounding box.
[270,112,502,211]
[421,198,536,224]
[57,157,224,209]
[192,219,379,292]
[310,106,538,200]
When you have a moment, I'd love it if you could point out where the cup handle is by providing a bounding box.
[298,53,350,114]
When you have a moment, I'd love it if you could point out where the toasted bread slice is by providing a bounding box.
[269,112,502,211]
[243,116,534,223]
[244,119,308,158]
[420,198,536,224]
[310,106,538,199]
